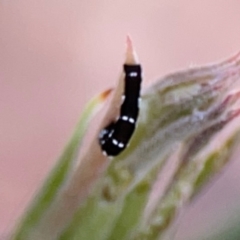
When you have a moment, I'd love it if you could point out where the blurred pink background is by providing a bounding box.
[1,0,240,239]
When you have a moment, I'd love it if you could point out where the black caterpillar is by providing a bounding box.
[98,64,142,157]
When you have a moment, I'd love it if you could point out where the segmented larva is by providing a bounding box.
[98,64,142,157]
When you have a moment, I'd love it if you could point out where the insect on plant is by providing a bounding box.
[98,64,142,157]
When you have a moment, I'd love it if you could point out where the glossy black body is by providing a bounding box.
[99,64,142,156]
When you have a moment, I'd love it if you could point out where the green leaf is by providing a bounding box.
[12,90,110,240]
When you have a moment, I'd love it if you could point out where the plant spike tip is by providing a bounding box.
[125,35,139,65]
